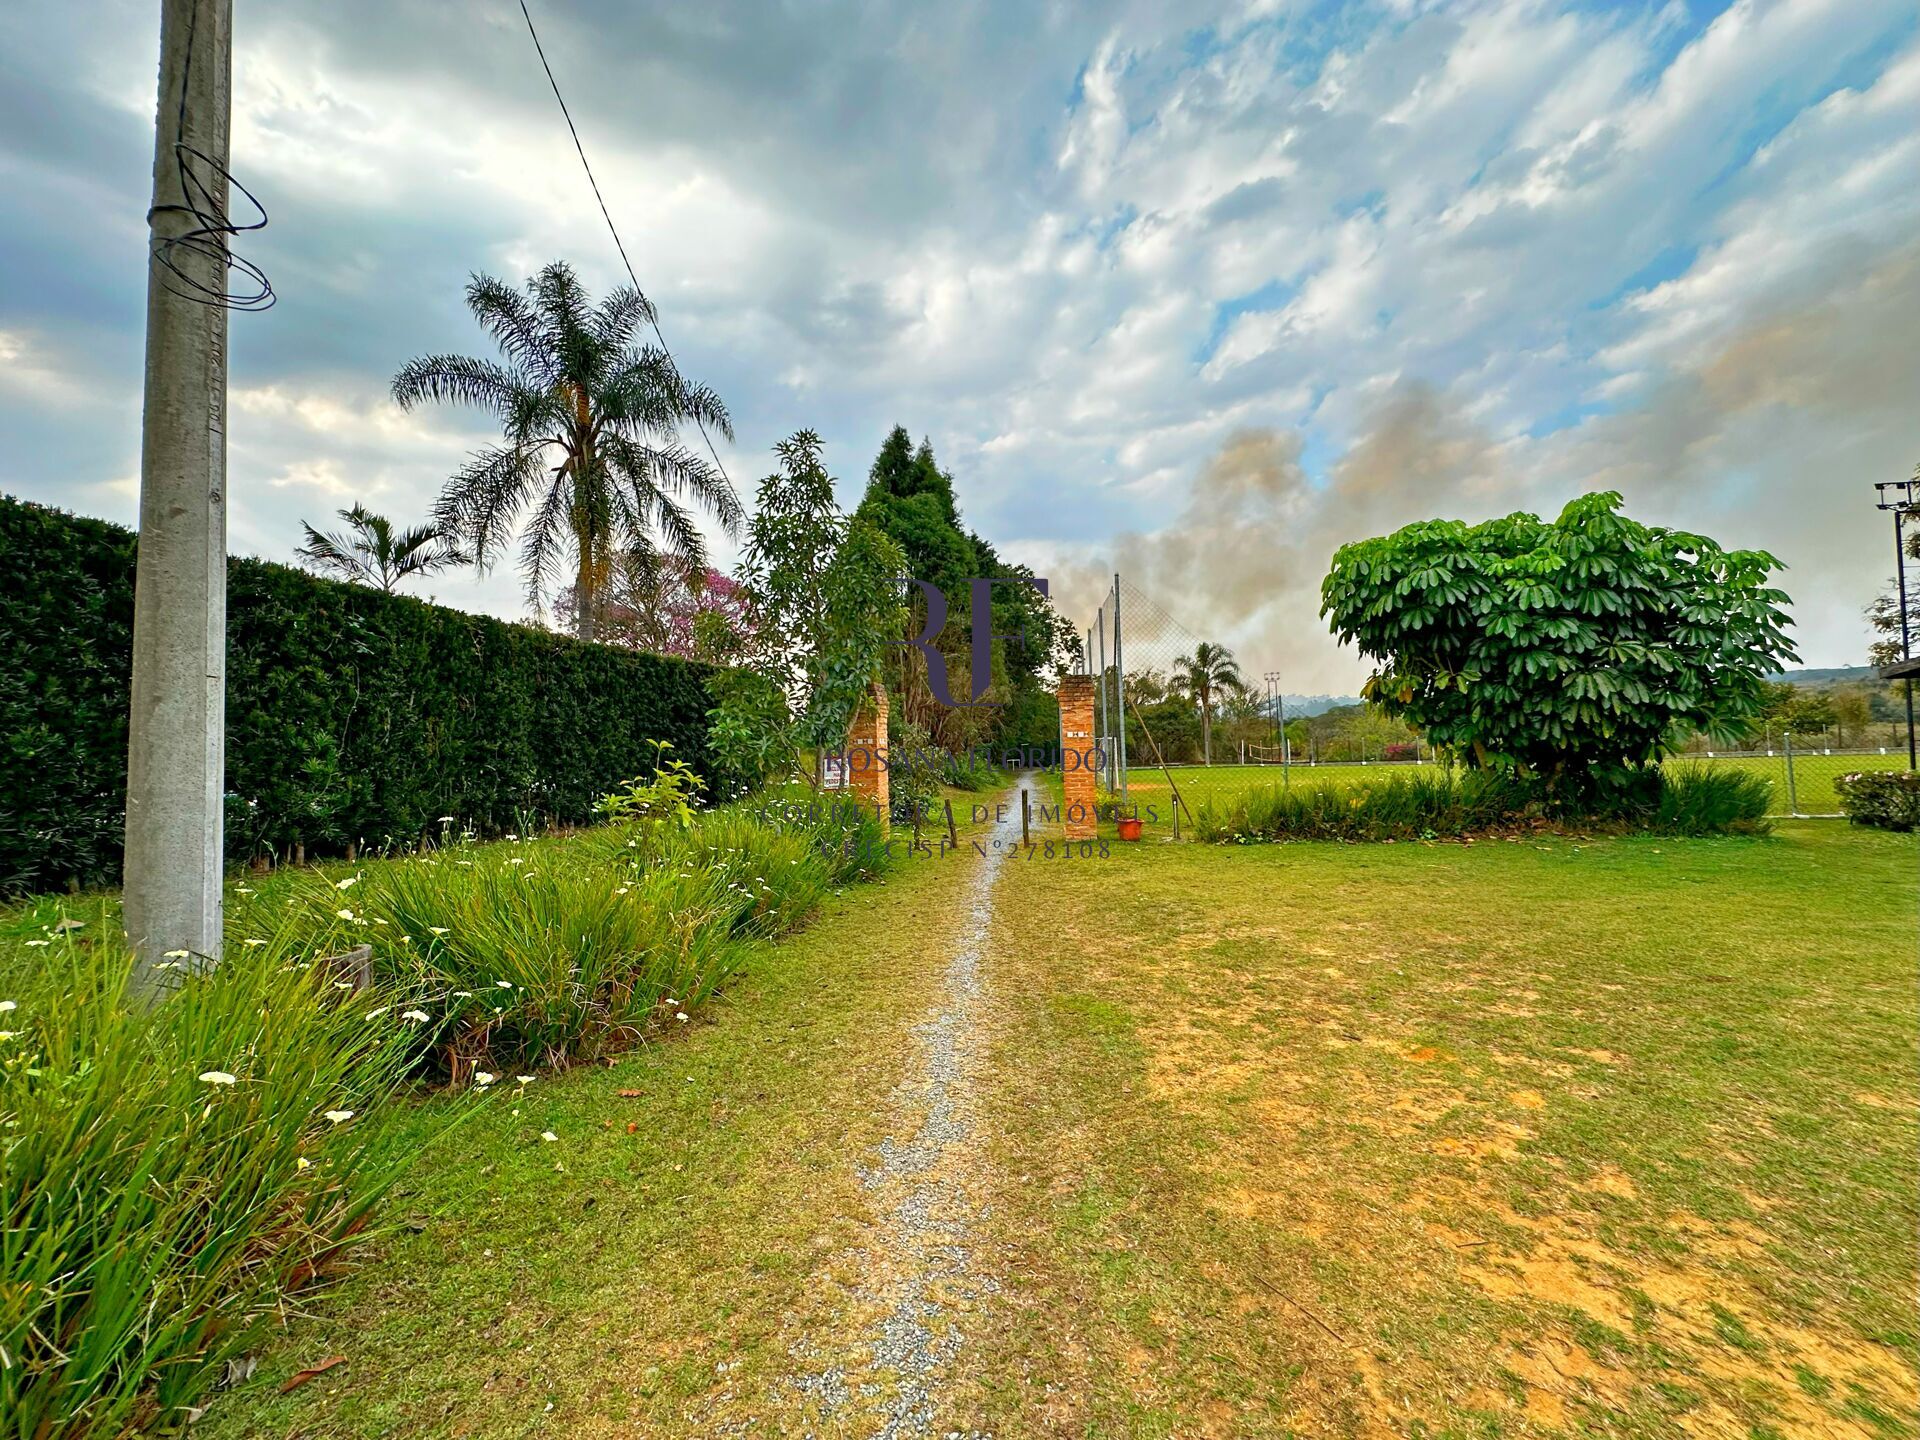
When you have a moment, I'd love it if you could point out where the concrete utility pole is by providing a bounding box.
[125,0,234,994]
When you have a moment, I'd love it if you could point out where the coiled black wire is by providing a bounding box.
[147,0,273,312]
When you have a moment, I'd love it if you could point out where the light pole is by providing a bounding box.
[1874,479,1920,770]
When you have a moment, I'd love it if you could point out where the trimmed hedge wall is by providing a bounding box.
[0,495,717,894]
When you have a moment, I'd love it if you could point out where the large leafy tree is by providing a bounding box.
[853,426,1076,749]
[295,503,468,592]
[392,261,739,641]
[855,428,981,738]
[1320,491,1797,799]
[1172,641,1245,765]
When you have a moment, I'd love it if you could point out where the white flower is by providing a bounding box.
[401,1009,430,1024]
[333,979,353,990]
[365,1007,390,1021]
[540,1131,558,1143]
[334,875,359,891]
[496,980,513,989]
[0,1001,15,1013]
[0,1031,18,1041]
[335,908,355,921]
[164,949,190,959]
[509,858,525,866]
[675,1012,690,1022]
[428,926,450,936]
[24,940,48,948]
[198,1071,237,1086]
[296,1156,312,1170]
[323,1109,354,1124]
[452,990,473,998]
[516,1074,535,1085]
[474,1071,497,1087]
[437,815,456,823]
[244,938,266,946]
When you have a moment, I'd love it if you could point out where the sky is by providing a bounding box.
[2,0,1916,693]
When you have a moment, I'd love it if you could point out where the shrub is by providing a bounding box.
[1835,770,1920,831]
[269,788,884,1074]
[0,495,718,894]
[0,925,426,1438]
[1195,766,1771,843]
[1647,764,1773,836]
[887,742,944,826]
[1195,771,1531,843]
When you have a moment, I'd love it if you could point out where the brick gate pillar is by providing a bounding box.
[1058,675,1097,840]
[846,682,889,833]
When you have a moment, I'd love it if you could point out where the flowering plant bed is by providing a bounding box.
[1835,768,1920,830]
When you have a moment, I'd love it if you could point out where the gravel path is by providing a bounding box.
[784,781,1029,1438]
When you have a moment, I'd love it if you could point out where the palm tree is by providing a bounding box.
[391,261,740,641]
[296,503,469,592]
[1173,641,1246,765]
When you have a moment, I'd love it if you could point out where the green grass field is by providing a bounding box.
[184,806,1919,1438]
[983,819,1919,1435]
[1118,750,1905,819]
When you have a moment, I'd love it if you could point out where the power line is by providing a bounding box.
[515,0,731,488]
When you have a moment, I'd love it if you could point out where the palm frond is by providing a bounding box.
[391,354,534,419]
[463,273,559,386]
[518,471,578,615]
[604,434,744,536]
[601,349,734,442]
[592,284,658,353]
[646,486,709,574]
[296,519,377,587]
[532,262,599,386]
[436,444,547,570]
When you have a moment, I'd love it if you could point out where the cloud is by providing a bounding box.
[0,0,1913,684]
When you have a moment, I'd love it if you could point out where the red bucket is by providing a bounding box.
[1116,817,1143,842]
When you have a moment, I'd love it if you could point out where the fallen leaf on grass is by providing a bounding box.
[616,1089,645,1098]
[280,1357,347,1393]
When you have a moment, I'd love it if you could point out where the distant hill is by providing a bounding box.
[1282,694,1364,717]
[1768,666,1876,686]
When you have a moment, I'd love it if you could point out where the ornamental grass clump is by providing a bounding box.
[0,922,423,1438]
[1194,770,1529,843]
[276,779,887,1074]
[1647,764,1773,835]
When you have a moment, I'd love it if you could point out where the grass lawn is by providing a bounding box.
[197,809,998,1439]
[1119,752,1905,821]
[61,803,1918,1437]
[975,820,1920,1436]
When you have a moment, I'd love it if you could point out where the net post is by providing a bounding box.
[1113,574,1128,801]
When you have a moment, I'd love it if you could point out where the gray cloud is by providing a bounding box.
[1,0,1913,674]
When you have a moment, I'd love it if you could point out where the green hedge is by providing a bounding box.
[0,495,717,893]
